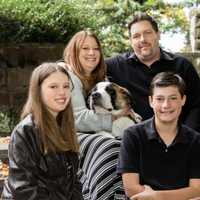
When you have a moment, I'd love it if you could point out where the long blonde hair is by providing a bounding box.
[21,62,79,154]
[63,30,106,94]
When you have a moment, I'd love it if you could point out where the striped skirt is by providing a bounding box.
[78,133,126,200]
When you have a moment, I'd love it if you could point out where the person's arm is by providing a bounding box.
[106,56,121,84]
[122,172,145,197]
[5,126,49,200]
[130,179,200,200]
[69,70,113,132]
[181,60,200,132]
[72,174,84,200]
[117,127,142,198]
[71,154,84,200]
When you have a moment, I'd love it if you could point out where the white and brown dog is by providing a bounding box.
[87,81,142,138]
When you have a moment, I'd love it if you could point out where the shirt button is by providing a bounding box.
[165,148,168,152]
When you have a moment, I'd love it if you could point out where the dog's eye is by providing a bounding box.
[106,87,116,96]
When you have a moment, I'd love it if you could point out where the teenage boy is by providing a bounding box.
[117,72,200,200]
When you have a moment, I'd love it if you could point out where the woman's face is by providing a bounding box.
[79,36,101,76]
[41,71,71,117]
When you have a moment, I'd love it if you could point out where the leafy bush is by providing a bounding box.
[0,0,96,43]
[88,0,189,56]
[0,108,19,136]
[0,0,190,56]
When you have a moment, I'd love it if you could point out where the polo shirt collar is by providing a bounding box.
[145,117,159,140]
[127,52,137,60]
[160,49,174,61]
[127,48,175,62]
[145,117,189,144]
[127,52,141,62]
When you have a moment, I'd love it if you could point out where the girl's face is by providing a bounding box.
[41,71,71,117]
[79,36,101,76]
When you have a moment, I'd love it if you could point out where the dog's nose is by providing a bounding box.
[92,92,101,101]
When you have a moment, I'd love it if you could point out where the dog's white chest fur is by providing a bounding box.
[112,117,135,137]
[96,117,135,139]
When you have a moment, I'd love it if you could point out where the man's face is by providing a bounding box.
[130,20,160,64]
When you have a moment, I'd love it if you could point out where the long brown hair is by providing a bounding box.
[21,62,79,154]
[63,30,106,94]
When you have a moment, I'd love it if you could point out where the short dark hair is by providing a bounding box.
[128,12,159,36]
[149,72,186,97]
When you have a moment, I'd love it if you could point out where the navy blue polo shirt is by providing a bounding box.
[117,118,200,190]
[106,50,200,132]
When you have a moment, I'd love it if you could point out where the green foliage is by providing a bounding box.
[0,0,196,55]
[0,112,11,134]
[0,108,19,135]
[0,0,96,43]
[88,0,189,56]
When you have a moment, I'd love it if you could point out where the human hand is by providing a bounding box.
[130,185,156,200]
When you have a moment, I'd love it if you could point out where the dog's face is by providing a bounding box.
[87,81,142,123]
[88,82,129,112]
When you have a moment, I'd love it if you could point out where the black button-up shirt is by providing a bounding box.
[106,50,200,132]
[117,117,200,190]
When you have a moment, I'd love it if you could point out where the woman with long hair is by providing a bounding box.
[60,30,129,200]
[61,29,115,132]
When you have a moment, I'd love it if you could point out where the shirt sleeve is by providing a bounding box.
[117,127,140,174]
[5,127,49,200]
[69,71,112,132]
[71,154,84,200]
[106,56,119,82]
[181,59,200,132]
[189,135,200,178]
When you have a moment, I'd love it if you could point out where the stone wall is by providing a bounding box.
[181,52,200,75]
[0,43,65,109]
[190,10,200,52]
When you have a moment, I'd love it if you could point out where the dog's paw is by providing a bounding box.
[112,117,135,138]
[134,113,142,123]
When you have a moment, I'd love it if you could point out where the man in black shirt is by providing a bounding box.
[117,72,200,200]
[106,12,200,132]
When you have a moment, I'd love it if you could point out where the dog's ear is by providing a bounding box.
[86,85,97,110]
[117,85,136,109]
[86,92,91,109]
[111,82,136,109]
[125,90,136,109]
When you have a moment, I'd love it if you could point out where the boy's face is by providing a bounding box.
[149,86,186,125]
